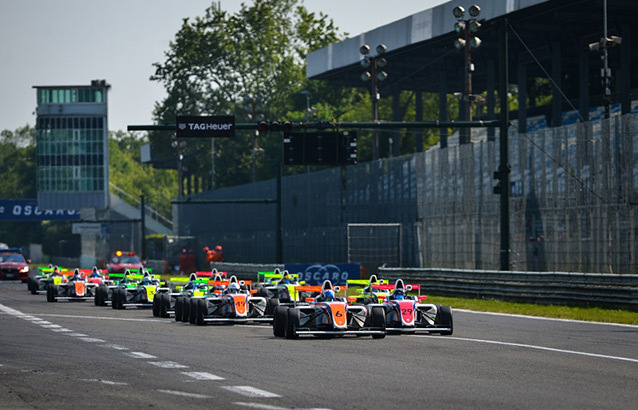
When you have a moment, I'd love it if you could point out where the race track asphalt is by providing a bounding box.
[1,280,636,409]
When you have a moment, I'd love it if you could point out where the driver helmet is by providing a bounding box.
[90,267,100,278]
[323,289,335,301]
[393,289,405,300]
[227,282,240,294]
[283,273,292,284]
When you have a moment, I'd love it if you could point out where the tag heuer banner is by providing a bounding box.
[176,115,235,138]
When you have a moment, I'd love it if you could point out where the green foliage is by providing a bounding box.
[150,0,352,186]
[109,131,177,218]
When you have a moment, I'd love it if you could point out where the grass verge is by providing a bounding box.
[424,295,638,325]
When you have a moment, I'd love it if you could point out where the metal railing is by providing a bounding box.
[109,183,173,229]
[378,267,638,309]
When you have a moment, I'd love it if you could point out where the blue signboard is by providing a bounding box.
[284,263,362,286]
[0,199,80,221]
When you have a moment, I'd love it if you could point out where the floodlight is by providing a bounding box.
[377,71,388,82]
[377,58,387,68]
[359,44,370,55]
[453,6,465,18]
[376,44,387,54]
[469,5,481,17]
[454,38,466,50]
[360,57,371,68]
[454,21,466,33]
[470,36,482,49]
[361,71,372,82]
[469,20,481,33]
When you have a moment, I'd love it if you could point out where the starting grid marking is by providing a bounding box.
[1,302,284,405]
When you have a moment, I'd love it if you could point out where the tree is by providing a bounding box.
[150,0,349,189]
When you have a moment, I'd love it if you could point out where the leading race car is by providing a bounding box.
[368,278,453,335]
[189,276,274,325]
[345,274,392,304]
[152,271,221,319]
[46,268,100,302]
[273,280,386,339]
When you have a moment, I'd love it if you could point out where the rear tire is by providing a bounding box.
[256,287,269,298]
[196,298,207,325]
[181,297,191,323]
[285,308,300,339]
[267,298,280,315]
[30,278,39,295]
[435,305,453,335]
[175,297,184,322]
[152,293,160,317]
[371,306,386,339]
[160,294,169,318]
[273,306,288,337]
[189,298,198,324]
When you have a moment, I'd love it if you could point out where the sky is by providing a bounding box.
[0,0,448,133]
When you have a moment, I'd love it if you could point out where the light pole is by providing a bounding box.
[243,94,264,182]
[300,90,311,122]
[453,4,482,145]
[588,0,621,119]
[360,43,388,160]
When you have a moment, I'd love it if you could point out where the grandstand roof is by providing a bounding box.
[307,0,637,102]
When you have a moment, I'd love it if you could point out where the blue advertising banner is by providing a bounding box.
[0,199,80,221]
[284,263,362,286]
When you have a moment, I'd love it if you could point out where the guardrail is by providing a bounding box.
[378,267,638,310]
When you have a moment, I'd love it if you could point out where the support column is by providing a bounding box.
[439,71,448,148]
[416,90,423,152]
[579,45,590,122]
[620,24,631,115]
[517,63,528,133]
[392,86,401,157]
[551,41,563,127]
[487,59,496,142]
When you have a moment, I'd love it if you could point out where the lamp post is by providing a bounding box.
[300,90,311,122]
[243,94,264,182]
[360,44,388,160]
[588,0,621,119]
[453,4,482,145]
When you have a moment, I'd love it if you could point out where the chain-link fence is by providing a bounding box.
[176,112,638,273]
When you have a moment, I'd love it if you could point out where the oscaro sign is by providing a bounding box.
[176,115,235,138]
[284,263,361,286]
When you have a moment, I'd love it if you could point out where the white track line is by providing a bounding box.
[182,371,225,381]
[233,403,332,410]
[81,378,128,386]
[34,313,165,323]
[124,352,157,359]
[411,335,638,363]
[148,361,188,369]
[221,386,281,398]
[456,309,638,328]
[79,337,106,343]
[157,390,212,399]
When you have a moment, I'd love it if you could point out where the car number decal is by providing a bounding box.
[145,286,156,302]
[74,281,85,296]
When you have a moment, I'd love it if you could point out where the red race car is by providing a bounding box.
[0,248,30,282]
[106,250,144,273]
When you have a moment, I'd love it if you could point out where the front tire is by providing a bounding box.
[435,305,453,335]
[370,306,386,339]
[152,293,160,317]
[181,297,191,323]
[267,298,280,315]
[160,294,170,318]
[285,308,300,339]
[273,306,288,337]
[196,298,207,325]
[189,298,198,324]
[46,285,58,302]
[175,297,184,322]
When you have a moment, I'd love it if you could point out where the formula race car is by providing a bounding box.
[110,270,162,309]
[0,248,30,282]
[253,269,317,306]
[46,268,100,302]
[273,280,386,339]
[369,278,453,335]
[28,265,70,294]
[345,274,392,304]
[152,271,222,319]
[188,276,274,325]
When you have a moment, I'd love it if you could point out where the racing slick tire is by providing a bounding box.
[175,297,184,322]
[112,288,125,310]
[30,278,39,295]
[189,298,198,324]
[96,285,108,306]
[182,297,191,323]
[370,306,386,339]
[94,286,102,306]
[196,298,207,326]
[256,287,269,298]
[27,277,35,293]
[160,294,170,318]
[285,308,300,339]
[267,298,280,315]
[152,294,161,317]
[273,306,288,337]
[46,285,58,302]
[435,305,453,335]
